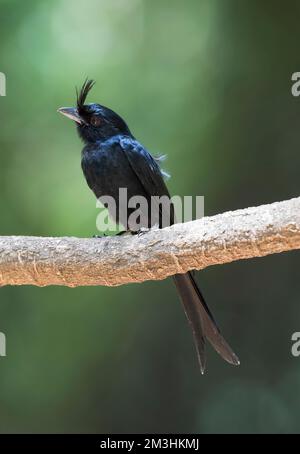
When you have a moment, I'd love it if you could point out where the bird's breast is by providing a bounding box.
[81,144,146,202]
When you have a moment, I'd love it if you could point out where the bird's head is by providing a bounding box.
[58,79,132,143]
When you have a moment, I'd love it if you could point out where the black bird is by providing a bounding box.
[58,79,240,373]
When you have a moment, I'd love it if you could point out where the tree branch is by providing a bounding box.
[0,197,299,287]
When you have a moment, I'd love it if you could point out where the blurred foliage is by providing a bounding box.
[0,0,300,434]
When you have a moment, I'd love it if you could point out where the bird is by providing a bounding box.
[58,79,240,373]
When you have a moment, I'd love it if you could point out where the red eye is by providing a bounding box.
[90,116,101,127]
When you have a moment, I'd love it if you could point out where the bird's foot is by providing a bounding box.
[93,231,132,238]
[131,226,156,237]
[138,224,160,236]
[137,228,149,237]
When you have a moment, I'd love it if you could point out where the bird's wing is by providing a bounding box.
[118,137,175,226]
[119,137,170,197]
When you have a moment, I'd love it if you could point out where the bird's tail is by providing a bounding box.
[173,272,240,374]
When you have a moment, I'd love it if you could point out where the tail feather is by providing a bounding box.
[173,272,239,373]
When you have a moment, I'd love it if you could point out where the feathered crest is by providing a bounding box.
[76,79,95,112]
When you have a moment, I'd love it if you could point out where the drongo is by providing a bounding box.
[58,80,239,373]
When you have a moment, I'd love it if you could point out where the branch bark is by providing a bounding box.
[0,197,299,287]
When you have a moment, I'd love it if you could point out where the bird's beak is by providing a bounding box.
[57,107,83,124]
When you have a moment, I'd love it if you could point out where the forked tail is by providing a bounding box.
[173,272,240,374]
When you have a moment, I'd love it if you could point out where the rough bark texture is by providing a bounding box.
[0,197,299,287]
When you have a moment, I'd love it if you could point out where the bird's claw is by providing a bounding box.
[131,227,150,237]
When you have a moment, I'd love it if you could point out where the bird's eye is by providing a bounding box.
[90,116,102,127]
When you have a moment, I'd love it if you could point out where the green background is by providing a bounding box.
[0,0,299,434]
